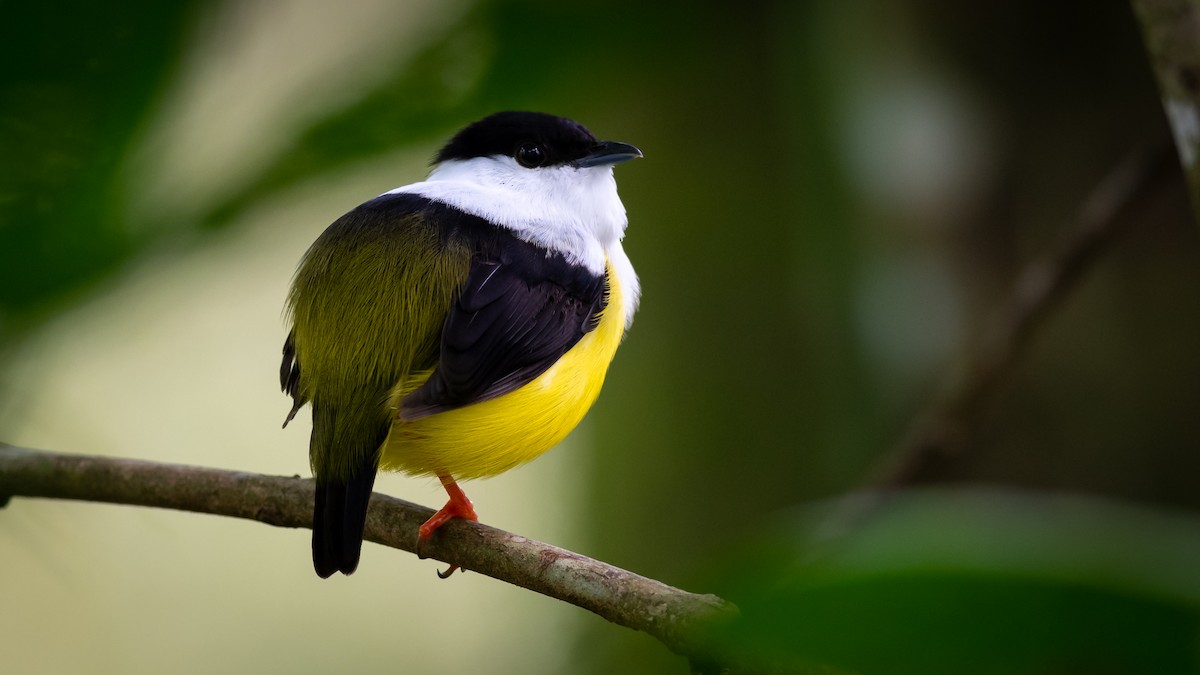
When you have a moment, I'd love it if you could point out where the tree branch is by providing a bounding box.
[800,141,1177,551]
[872,140,1176,489]
[0,443,737,665]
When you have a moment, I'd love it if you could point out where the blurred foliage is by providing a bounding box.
[4,0,1200,673]
[0,2,197,341]
[713,490,1200,673]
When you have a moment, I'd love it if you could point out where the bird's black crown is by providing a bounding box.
[435,111,601,168]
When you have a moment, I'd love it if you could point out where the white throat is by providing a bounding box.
[386,156,628,275]
[385,155,641,327]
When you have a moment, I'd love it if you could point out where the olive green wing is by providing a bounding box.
[282,193,470,577]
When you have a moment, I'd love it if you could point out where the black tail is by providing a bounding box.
[313,462,378,578]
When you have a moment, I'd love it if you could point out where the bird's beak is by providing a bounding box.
[573,141,643,168]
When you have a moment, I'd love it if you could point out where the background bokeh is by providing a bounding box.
[4,1,1200,674]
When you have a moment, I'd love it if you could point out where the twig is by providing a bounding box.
[0,443,737,665]
[873,140,1175,488]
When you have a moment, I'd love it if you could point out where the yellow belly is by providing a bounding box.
[379,260,626,480]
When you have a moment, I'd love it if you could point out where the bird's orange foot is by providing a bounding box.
[416,476,478,578]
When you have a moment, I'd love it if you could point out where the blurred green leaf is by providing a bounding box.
[0,1,198,340]
[712,489,1200,674]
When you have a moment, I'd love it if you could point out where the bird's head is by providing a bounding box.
[424,111,642,249]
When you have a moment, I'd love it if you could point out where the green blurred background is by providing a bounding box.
[4,1,1200,673]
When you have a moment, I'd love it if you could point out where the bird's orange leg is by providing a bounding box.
[418,475,478,578]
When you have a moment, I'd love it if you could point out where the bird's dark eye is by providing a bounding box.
[515,143,546,168]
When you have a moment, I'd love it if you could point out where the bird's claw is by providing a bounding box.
[437,564,463,579]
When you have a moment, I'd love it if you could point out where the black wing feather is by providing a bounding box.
[400,235,606,420]
[280,330,305,428]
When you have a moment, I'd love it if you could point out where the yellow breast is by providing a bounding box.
[379,259,626,480]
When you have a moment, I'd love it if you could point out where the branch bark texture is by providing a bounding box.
[0,443,736,664]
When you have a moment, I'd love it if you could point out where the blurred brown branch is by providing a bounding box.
[797,141,1177,554]
[874,140,1176,488]
[0,443,736,668]
[1132,0,1200,221]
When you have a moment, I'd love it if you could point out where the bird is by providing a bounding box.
[280,111,642,578]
